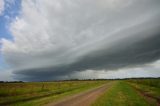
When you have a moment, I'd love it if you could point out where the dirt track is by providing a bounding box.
[46,82,112,106]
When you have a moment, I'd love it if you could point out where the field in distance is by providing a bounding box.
[0,78,159,106]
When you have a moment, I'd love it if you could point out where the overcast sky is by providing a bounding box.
[0,0,160,81]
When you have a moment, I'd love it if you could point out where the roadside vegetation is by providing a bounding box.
[0,79,159,106]
[127,78,160,88]
[0,80,107,106]
[127,79,160,105]
[92,81,152,106]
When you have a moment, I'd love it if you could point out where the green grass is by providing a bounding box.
[1,79,159,106]
[127,79,160,105]
[127,79,160,88]
[0,80,107,106]
[92,81,149,106]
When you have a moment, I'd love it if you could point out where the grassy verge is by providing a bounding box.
[92,81,149,106]
[128,81,160,105]
[127,79,160,88]
[127,79,160,98]
[0,81,107,106]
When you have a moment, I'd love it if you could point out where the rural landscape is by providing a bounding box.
[0,78,160,106]
[0,0,160,106]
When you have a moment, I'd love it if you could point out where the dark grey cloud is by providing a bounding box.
[14,19,160,81]
[1,0,160,81]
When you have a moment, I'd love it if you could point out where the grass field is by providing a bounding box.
[93,79,160,106]
[0,79,159,106]
[127,79,160,105]
[93,81,150,106]
[0,80,107,106]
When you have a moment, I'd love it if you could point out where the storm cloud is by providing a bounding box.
[1,0,160,81]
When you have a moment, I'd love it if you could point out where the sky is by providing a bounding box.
[0,0,160,81]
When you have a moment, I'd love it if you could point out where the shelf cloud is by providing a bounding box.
[1,0,160,81]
